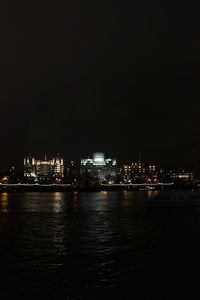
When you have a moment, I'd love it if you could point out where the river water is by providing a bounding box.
[0,191,200,299]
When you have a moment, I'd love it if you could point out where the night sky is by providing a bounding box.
[0,1,200,169]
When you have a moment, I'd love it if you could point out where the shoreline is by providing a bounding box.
[0,183,197,193]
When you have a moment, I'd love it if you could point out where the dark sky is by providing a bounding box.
[0,0,200,169]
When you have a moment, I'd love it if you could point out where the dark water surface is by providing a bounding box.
[0,191,200,299]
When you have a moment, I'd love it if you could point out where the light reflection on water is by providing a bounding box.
[0,192,9,213]
[0,191,199,299]
[52,192,65,213]
[0,190,157,214]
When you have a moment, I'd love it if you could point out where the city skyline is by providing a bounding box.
[0,151,196,186]
[0,148,198,172]
[0,149,200,170]
[0,151,200,174]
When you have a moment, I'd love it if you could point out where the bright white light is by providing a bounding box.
[93,152,105,162]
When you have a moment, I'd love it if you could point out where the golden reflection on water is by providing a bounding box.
[0,193,9,213]
[53,192,64,213]
[73,191,78,198]
[123,190,130,208]
[147,190,159,198]
[100,191,109,200]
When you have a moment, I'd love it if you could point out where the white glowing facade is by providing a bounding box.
[81,152,117,182]
[24,155,64,179]
[81,152,117,166]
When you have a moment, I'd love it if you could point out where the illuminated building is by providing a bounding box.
[121,160,159,183]
[121,165,132,183]
[80,152,117,183]
[171,171,193,182]
[160,168,194,183]
[24,154,64,182]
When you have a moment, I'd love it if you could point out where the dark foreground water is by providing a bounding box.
[0,191,200,299]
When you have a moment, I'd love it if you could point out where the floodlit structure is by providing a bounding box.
[24,154,64,182]
[80,152,117,183]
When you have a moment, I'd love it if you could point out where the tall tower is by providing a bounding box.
[138,153,142,164]
[53,154,64,178]
[24,155,36,177]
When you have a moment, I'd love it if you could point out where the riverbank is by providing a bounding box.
[0,182,196,192]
